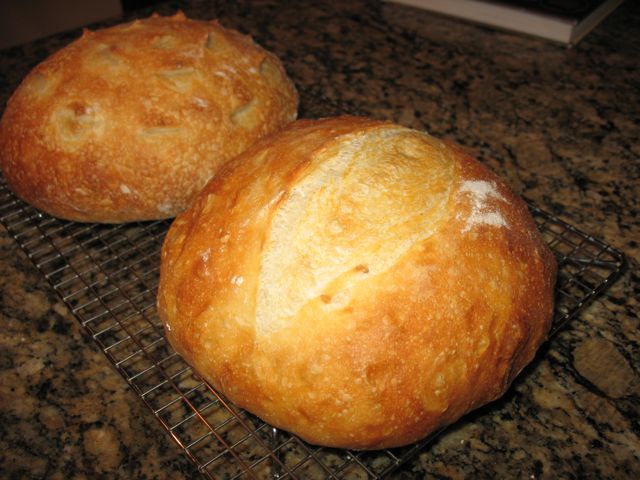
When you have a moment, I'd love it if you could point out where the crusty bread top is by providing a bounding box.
[158,116,557,449]
[0,12,298,222]
[256,122,455,334]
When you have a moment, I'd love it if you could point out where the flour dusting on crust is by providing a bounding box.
[458,180,509,232]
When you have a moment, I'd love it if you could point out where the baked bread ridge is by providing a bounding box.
[157,116,557,450]
[0,12,298,223]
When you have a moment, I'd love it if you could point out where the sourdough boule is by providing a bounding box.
[0,12,298,222]
[158,116,556,449]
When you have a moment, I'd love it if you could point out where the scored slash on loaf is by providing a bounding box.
[0,12,298,223]
[158,116,557,450]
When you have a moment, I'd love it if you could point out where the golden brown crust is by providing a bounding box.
[0,12,298,222]
[157,116,557,449]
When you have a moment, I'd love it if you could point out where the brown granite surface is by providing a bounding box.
[0,0,638,478]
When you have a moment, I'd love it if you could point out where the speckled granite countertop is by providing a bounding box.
[1,0,638,478]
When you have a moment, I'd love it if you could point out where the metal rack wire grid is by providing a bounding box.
[0,174,626,479]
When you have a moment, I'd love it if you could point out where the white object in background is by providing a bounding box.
[385,0,625,44]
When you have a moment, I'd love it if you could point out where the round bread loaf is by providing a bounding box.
[0,12,298,223]
[157,116,557,450]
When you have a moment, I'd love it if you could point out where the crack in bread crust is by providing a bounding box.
[256,127,454,334]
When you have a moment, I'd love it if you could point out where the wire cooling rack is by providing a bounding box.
[0,175,626,479]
